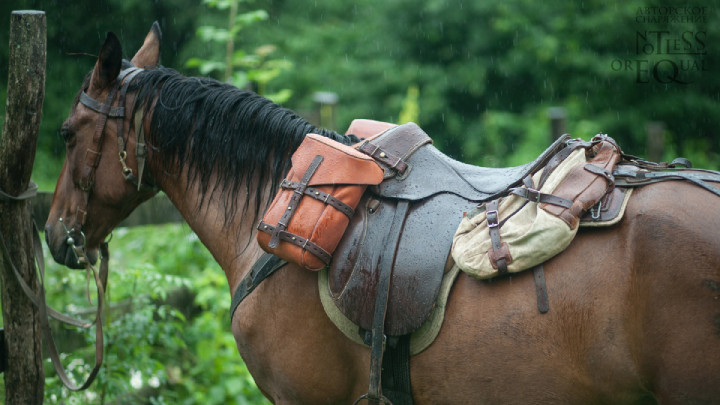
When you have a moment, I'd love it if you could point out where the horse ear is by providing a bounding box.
[131,21,162,69]
[90,32,122,90]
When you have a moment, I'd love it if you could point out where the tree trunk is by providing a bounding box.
[0,10,46,405]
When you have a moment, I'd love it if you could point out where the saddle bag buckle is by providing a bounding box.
[486,209,500,228]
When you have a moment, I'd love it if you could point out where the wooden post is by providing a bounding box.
[646,121,665,163]
[548,107,567,141]
[0,10,46,405]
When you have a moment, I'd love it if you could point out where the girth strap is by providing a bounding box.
[229,254,288,321]
[380,335,413,405]
[359,199,410,405]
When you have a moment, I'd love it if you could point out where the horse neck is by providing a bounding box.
[154,168,269,294]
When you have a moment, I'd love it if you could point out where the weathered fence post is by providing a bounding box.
[548,107,567,140]
[0,10,47,405]
[646,121,665,163]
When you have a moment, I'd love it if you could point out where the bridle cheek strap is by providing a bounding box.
[134,111,149,191]
[76,67,156,228]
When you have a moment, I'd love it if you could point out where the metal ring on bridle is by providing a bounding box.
[58,217,87,249]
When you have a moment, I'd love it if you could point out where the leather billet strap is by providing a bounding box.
[280,179,355,218]
[268,155,324,249]
[257,221,333,265]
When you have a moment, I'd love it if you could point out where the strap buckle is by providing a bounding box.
[486,209,499,228]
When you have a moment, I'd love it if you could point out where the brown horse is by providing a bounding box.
[45,24,720,404]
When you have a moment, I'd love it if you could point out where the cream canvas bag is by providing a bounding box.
[452,137,620,280]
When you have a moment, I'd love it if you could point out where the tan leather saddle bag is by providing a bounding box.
[257,134,384,270]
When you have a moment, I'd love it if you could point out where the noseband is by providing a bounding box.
[69,66,156,237]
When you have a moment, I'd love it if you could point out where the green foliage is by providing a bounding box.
[183,0,292,103]
[2,0,720,402]
[398,85,420,125]
[244,0,719,167]
[38,224,270,404]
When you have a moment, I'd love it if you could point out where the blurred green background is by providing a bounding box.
[1,0,718,403]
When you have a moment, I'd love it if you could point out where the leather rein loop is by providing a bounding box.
[0,183,109,391]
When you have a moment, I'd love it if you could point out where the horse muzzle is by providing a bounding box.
[45,221,98,269]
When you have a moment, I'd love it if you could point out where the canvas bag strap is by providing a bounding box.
[485,199,512,275]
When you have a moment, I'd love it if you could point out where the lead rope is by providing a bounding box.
[0,182,108,391]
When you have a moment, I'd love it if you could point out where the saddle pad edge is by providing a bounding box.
[579,187,634,228]
[318,264,461,356]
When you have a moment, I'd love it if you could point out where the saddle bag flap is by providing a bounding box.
[257,134,384,271]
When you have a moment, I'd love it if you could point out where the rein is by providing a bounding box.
[16,66,157,390]
[0,182,108,391]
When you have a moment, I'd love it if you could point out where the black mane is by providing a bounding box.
[128,66,358,222]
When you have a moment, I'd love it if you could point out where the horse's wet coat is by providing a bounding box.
[45,23,720,404]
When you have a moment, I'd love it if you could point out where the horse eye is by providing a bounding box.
[60,127,75,143]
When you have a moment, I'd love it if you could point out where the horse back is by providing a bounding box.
[411,179,720,404]
[620,180,720,403]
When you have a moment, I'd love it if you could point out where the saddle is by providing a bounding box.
[237,120,720,405]
[329,120,569,336]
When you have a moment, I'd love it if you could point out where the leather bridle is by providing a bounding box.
[35,65,158,390]
[64,66,156,250]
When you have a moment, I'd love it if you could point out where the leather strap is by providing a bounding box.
[269,155,324,249]
[0,221,92,328]
[0,194,107,390]
[229,253,287,321]
[533,265,549,313]
[134,110,149,191]
[358,141,409,174]
[79,92,124,117]
[280,179,355,218]
[381,335,413,405]
[614,168,720,197]
[0,180,37,202]
[257,221,333,265]
[39,239,108,391]
[77,66,156,232]
[485,199,510,275]
[362,199,409,405]
[0,183,90,327]
[508,187,574,209]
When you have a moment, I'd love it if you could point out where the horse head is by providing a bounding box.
[45,23,162,268]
